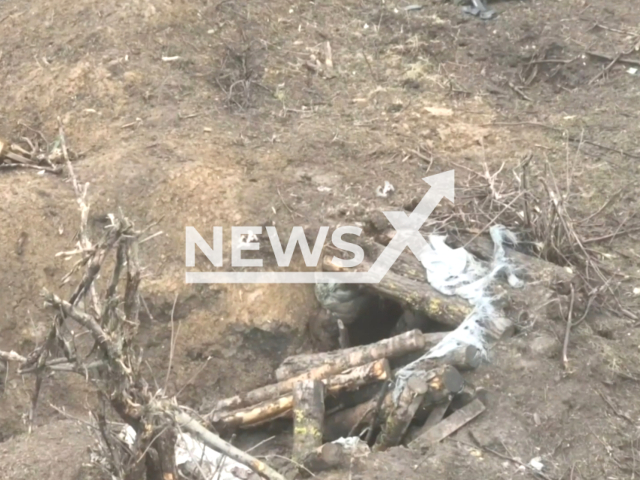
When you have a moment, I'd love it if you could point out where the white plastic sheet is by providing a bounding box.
[117,424,254,480]
[394,225,523,399]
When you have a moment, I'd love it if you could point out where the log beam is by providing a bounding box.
[322,255,473,329]
[292,380,325,464]
[323,365,464,441]
[275,329,439,382]
[374,376,428,451]
[211,359,391,429]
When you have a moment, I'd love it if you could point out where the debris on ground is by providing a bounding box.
[376,181,395,198]
[458,0,496,19]
[2,1,640,479]
[117,425,261,480]
[0,130,70,174]
[206,220,585,477]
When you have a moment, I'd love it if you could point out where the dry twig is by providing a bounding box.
[562,284,576,370]
[1,128,284,480]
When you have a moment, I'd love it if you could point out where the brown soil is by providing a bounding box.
[0,420,107,480]
[1,0,640,478]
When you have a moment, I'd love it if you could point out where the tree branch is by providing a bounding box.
[174,411,286,480]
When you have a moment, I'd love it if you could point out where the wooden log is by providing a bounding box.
[211,396,292,430]
[365,380,391,444]
[453,234,574,286]
[214,349,392,412]
[276,330,449,381]
[323,365,464,441]
[323,255,473,329]
[275,329,426,382]
[330,233,576,324]
[325,380,385,413]
[428,344,482,370]
[292,380,325,465]
[478,315,516,343]
[392,344,482,372]
[374,228,574,286]
[374,376,428,451]
[328,348,473,422]
[408,398,486,450]
[405,399,451,444]
[211,359,391,429]
[335,237,424,282]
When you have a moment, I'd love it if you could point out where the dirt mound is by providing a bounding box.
[2,0,640,478]
[0,420,106,480]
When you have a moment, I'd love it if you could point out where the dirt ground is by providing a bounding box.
[1,0,640,478]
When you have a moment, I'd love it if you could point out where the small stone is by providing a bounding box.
[530,335,559,358]
[467,427,496,448]
[475,387,491,407]
[533,412,541,426]
[364,210,389,233]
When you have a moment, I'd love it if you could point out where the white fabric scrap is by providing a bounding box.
[117,425,253,480]
[529,457,544,471]
[393,225,523,400]
[376,181,395,197]
[332,436,370,453]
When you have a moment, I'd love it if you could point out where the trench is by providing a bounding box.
[323,289,463,443]
[222,285,464,454]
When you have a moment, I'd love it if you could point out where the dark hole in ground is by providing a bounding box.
[328,290,465,445]
[341,289,456,347]
[596,328,615,340]
[344,296,404,346]
[213,290,462,448]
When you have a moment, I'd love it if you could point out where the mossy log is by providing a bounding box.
[336,234,578,323]
[373,228,574,286]
[373,376,428,451]
[275,329,446,381]
[211,359,391,429]
[292,379,325,464]
[322,255,473,329]
[323,365,464,441]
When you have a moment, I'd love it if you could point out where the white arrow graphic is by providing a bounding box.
[365,170,455,281]
[186,170,455,284]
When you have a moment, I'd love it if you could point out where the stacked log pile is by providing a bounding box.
[207,233,578,475]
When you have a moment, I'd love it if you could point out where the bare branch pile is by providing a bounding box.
[0,123,285,480]
[402,152,637,321]
[0,125,74,173]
